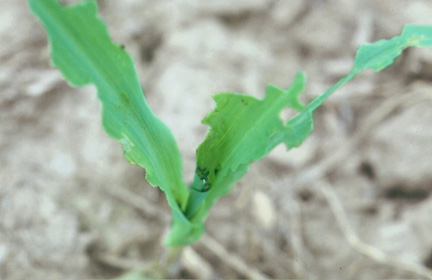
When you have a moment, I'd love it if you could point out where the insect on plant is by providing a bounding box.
[29,0,432,246]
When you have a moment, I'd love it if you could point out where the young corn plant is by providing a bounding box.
[29,0,432,246]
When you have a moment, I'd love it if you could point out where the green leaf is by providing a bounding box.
[29,0,432,248]
[196,72,308,188]
[28,0,190,231]
[353,25,432,72]
[307,25,432,112]
[197,72,307,184]
[187,24,432,228]
[182,73,310,219]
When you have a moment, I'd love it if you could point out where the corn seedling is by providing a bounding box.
[29,0,432,246]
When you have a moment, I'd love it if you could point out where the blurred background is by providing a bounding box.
[1,0,432,279]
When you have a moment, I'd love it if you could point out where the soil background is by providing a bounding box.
[1,0,432,279]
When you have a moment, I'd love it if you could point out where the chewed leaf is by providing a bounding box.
[307,25,432,113]
[196,72,309,189]
[179,73,312,220]
[186,24,432,226]
[353,25,432,72]
[29,0,432,249]
[189,25,432,242]
[29,0,189,228]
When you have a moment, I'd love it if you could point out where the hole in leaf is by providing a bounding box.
[279,107,298,124]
